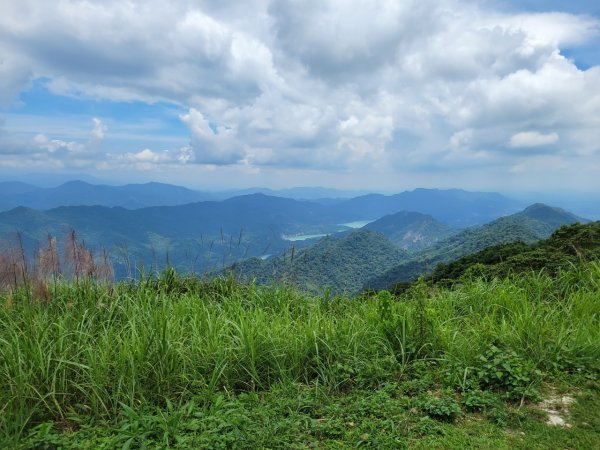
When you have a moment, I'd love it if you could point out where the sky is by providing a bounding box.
[0,0,599,192]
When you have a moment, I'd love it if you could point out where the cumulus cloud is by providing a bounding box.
[180,108,247,164]
[33,134,85,154]
[0,117,109,170]
[509,131,560,148]
[0,0,599,188]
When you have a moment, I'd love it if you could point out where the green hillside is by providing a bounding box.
[230,230,408,294]
[427,221,600,287]
[365,203,585,290]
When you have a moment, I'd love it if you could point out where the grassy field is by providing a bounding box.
[1,264,599,448]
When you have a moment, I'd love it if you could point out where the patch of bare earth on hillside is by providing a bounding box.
[537,392,576,428]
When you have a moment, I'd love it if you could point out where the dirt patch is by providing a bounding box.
[538,394,575,428]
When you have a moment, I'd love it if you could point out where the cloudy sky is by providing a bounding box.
[0,0,599,192]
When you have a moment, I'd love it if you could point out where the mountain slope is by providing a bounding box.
[424,221,600,287]
[364,203,586,290]
[362,211,456,250]
[230,230,408,295]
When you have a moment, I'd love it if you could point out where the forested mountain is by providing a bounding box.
[364,203,586,290]
[229,230,408,295]
[362,211,456,250]
[0,182,581,288]
[425,221,600,287]
[0,194,346,276]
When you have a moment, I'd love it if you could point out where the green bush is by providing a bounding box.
[461,389,498,412]
[417,395,462,422]
[473,344,542,400]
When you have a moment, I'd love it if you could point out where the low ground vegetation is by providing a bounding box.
[1,261,599,448]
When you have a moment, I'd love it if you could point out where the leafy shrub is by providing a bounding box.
[399,376,434,397]
[487,406,510,427]
[418,395,462,422]
[474,345,541,400]
[461,389,498,412]
[460,263,489,282]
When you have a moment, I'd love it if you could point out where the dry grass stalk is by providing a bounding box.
[0,237,28,292]
[65,229,96,280]
[95,249,114,283]
[33,278,50,302]
[0,229,114,300]
[36,234,61,279]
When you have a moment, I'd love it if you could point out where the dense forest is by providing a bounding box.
[230,230,408,295]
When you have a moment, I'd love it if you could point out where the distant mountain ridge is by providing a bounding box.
[0,180,217,211]
[0,194,353,276]
[330,188,522,227]
[0,182,521,222]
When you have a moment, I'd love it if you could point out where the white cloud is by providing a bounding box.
[509,131,560,148]
[91,118,107,140]
[494,13,599,48]
[0,53,32,106]
[180,108,246,164]
[31,117,107,155]
[0,0,599,189]
[0,117,108,169]
[33,134,84,154]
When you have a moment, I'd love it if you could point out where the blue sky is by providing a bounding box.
[1,0,599,192]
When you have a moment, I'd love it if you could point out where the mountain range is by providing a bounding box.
[230,203,586,294]
[0,182,581,287]
[0,180,522,226]
[364,203,586,291]
[0,193,345,276]
[330,188,521,227]
[0,180,216,211]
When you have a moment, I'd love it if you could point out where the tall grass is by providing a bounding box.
[1,264,599,443]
